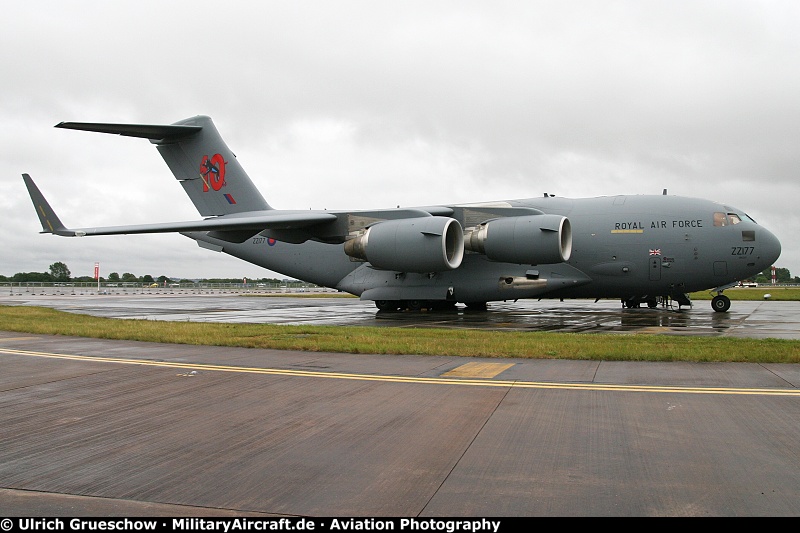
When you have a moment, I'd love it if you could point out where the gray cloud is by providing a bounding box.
[2,0,797,279]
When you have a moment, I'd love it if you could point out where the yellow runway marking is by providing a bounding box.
[2,347,800,397]
[442,362,515,378]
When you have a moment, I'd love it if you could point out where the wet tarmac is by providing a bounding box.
[2,330,800,517]
[1,289,799,339]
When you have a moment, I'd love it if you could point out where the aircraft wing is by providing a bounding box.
[24,171,551,248]
[46,213,337,237]
[23,174,336,242]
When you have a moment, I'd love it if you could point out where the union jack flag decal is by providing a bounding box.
[649,249,661,256]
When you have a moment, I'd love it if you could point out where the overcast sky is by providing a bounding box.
[2,1,798,281]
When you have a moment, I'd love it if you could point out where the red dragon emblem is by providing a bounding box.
[199,154,226,192]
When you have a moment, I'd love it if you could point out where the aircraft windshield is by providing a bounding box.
[713,212,743,227]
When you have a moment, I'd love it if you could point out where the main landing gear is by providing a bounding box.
[621,293,693,310]
[622,296,661,309]
[374,300,472,312]
[375,299,402,312]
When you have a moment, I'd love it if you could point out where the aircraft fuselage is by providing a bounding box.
[195,193,780,308]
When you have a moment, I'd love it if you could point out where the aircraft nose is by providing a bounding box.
[760,226,782,267]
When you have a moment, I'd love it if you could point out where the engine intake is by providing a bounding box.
[465,214,572,264]
[344,216,464,272]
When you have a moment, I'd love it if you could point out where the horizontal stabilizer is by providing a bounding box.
[55,121,201,142]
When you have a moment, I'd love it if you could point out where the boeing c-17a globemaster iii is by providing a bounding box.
[23,115,781,313]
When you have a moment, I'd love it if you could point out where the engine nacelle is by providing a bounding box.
[464,214,572,264]
[344,216,464,272]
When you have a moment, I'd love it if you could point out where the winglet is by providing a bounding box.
[22,174,75,236]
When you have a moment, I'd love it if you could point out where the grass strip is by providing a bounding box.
[689,287,800,301]
[1,305,798,363]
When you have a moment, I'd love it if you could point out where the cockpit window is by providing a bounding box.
[713,212,743,226]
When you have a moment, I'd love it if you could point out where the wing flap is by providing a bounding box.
[62,211,337,238]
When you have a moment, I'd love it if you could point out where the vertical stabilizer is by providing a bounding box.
[56,115,272,217]
[156,116,271,216]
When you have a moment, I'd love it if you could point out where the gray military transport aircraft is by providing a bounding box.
[24,115,781,313]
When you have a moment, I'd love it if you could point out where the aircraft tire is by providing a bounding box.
[711,295,731,313]
[405,300,426,311]
[623,298,641,309]
[375,300,401,312]
[464,301,488,311]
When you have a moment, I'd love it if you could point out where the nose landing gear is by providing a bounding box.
[708,283,736,313]
[711,294,731,312]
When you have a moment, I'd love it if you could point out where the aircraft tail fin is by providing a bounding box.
[55,115,272,216]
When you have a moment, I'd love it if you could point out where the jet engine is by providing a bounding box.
[344,216,464,272]
[464,214,572,264]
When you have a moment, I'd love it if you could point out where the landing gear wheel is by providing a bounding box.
[405,300,426,311]
[464,301,488,311]
[375,300,400,312]
[623,298,640,309]
[711,295,731,313]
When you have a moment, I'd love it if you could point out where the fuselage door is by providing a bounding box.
[649,257,661,281]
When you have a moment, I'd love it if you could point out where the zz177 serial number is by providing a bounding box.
[731,246,754,256]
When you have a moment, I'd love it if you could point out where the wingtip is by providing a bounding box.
[22,174,70,235]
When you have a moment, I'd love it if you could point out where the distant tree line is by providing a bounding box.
[753,267,798,284]
[0,262,286,285]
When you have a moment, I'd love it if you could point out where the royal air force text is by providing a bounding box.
[614,220,703,230]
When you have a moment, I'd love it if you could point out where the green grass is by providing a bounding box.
[689,287,800,301]
[1,305,799,363]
